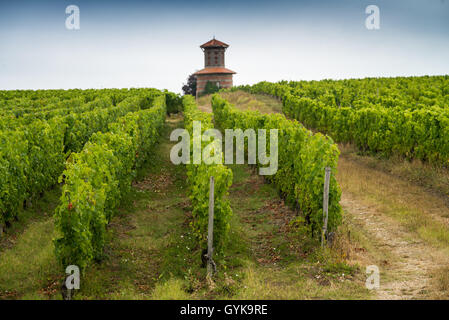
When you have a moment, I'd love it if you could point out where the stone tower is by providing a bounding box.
[194,38,236,97]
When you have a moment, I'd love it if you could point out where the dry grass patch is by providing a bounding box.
[196,91,282,115]
[431,266,449,298]
[337,154,449,248]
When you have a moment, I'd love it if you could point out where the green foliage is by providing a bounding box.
[203,81,220,96]
[25,118,67,197]
[182,95,233,254]
[182,73,197,96]
[164,90,182,115]
[0,131,28,225]
[212,94,342,237]
[53,96,166,271]
[236,76,449,166]
[0,89,165,228]
[0,120,66,226]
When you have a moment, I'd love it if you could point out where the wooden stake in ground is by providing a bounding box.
[207,176,215,276]
[321,167,331,248]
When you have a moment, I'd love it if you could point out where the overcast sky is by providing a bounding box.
[0,0,448,93]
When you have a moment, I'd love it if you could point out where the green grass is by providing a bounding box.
[0,188,61,299]
[216,164,370,299]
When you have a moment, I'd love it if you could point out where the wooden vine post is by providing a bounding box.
[321,167,331,248]
[207,176,215,276]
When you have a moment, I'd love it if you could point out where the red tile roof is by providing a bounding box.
[194,67,236,75]
[200,39,229,48]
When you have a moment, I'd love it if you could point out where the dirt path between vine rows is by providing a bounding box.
[337,157,449,300]
[340,194,433,299]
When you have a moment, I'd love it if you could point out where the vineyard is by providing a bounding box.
[1,76,449,300]
[212,94,342,237]
[233,76,449,166]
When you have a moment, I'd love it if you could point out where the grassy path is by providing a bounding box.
[220,164,369,299]
[337,153,449,299]
[0,188,61,299]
